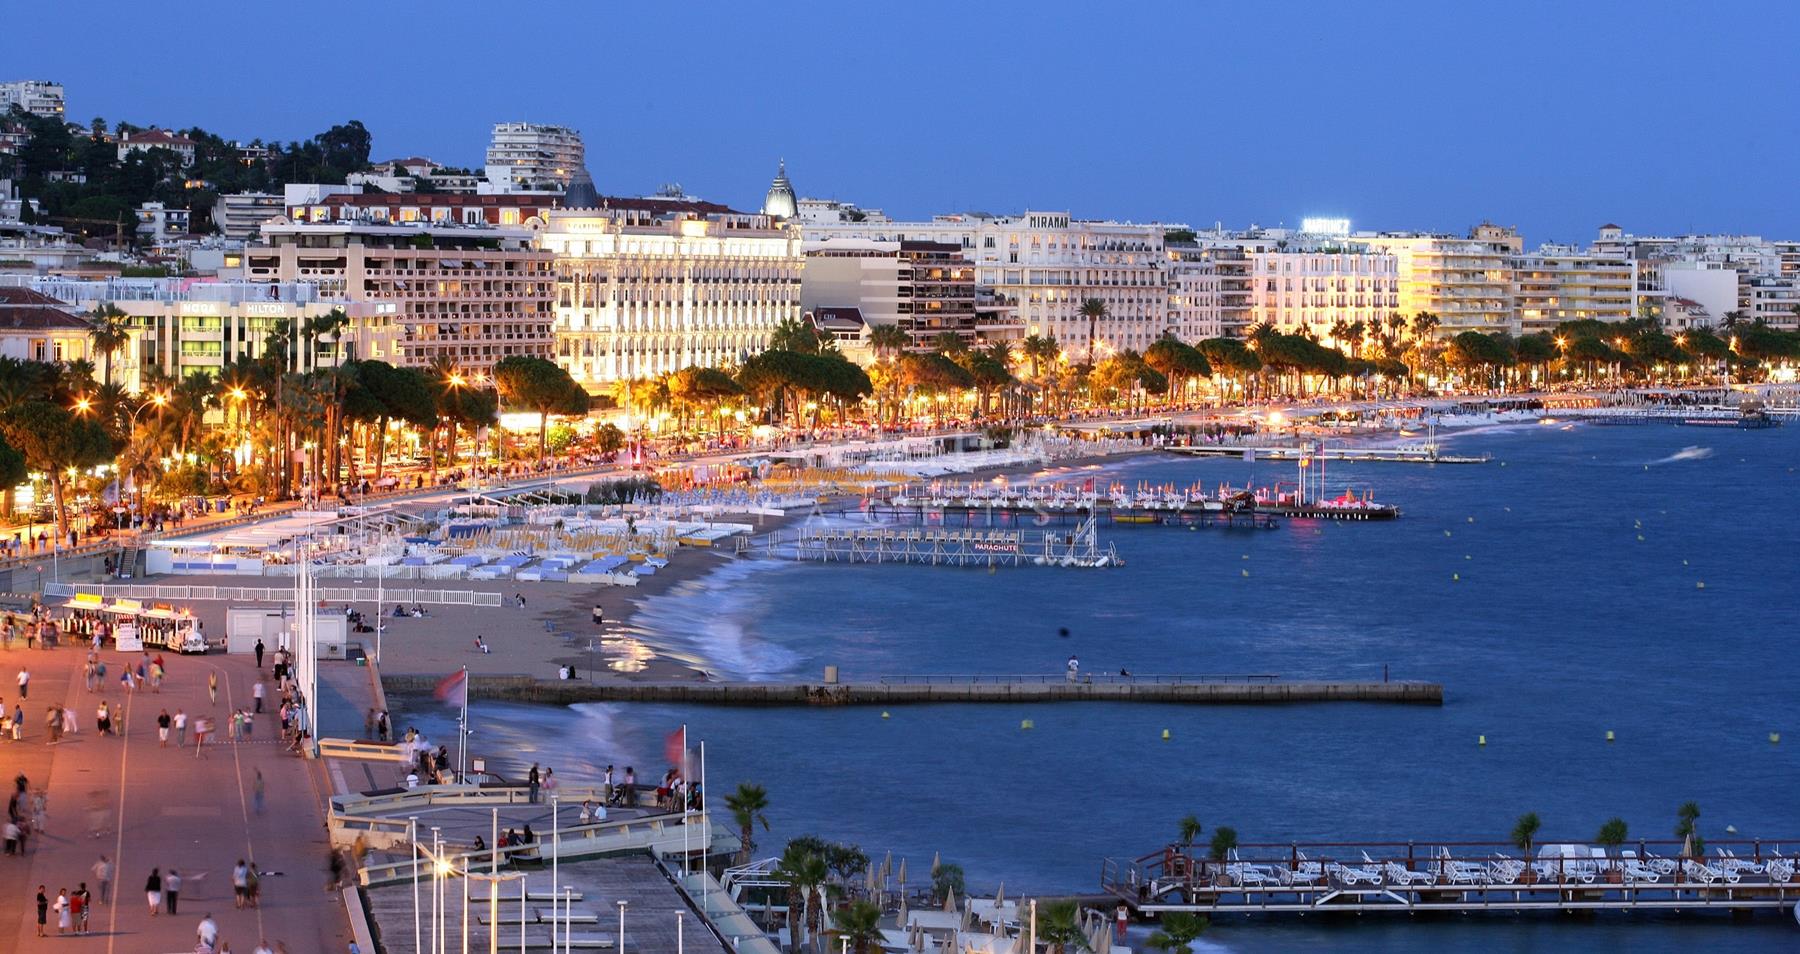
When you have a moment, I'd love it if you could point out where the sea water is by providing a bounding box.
[405,423,1800,951]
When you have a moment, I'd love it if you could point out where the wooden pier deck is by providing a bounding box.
[381,673,1443,707]
[1104,838,1800,919]
[1164,445,1490,464]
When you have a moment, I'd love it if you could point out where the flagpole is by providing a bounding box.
[681,723,690,877]
[699,740,708,873]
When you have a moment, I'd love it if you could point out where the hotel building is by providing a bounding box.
[804,211,1167,360]
[540,197,803,388]
[1247,246,1400,338]
[243,220,554,370]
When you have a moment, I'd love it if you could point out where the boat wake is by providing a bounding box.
[1650,446,1714,465]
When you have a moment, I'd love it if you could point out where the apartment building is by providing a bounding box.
[244,221,554,371]
[1513,251,1637,333]
[801,239,1019,353]
[0,80,64,119]
[540,199,803,387]
[1360,233,1517,334]
[5,277,370,389]
[289,191,558,228]
[483,123,584,194]
[213,193,283,240]
[804,211,1167,360]
[1163,245,1223,341]
[1746,276,1800,330]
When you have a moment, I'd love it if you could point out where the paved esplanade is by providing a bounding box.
[2,640,349,952]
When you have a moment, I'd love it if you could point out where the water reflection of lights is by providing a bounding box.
[603,634,656,673]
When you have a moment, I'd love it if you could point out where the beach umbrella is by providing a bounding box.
[1681,832,1695,858]
[943,885,957,913]
[868,859,879,894]
[899,894,909,928]
[882,850,894,884]
[932,852,941,876]
[899,858,909,888]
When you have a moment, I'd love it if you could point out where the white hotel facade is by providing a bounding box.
[541,202,803,388]
[1247,246,1400,338]
[803,211,1167,361]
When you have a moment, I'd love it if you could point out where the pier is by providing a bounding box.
[852,505,1281,530]
[743,516,1121,567]
[1164,444,1491,464]
[1103,838,1800,919]
[380,672,1444,706]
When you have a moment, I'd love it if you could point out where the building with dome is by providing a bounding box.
[761,160,797,219]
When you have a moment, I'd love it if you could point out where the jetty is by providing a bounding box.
[855,505,1281,530]
[1165,444,1490,464]
[1104,838,1800,919]
[380,672,1444,706]
[743,517,1121,567]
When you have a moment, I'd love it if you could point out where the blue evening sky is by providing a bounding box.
[9,1,1798,245]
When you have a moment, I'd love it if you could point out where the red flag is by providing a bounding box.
[434,669,468,708]
[664,727,687,778]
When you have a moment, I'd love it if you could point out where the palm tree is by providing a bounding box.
[725,783,771,864]
[1177,815,1202,848]
[867,323,908,360]
[1511,812,1541,856]
[1079,297,1108,369]
[1037,900,1089,954]
[1144,911,1208,953]
[831,900,884,954]
[87,303,131,389]
[774,845,828,953]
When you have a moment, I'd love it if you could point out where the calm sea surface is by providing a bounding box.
[406,422,1800,951]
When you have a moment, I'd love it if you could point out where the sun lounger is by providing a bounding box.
[1384,862,1437,886]
[1682,859,1738,884]
[1487,858,1525,884]
[1327,862,1382,885]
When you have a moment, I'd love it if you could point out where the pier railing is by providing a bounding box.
[877,672,1283,686]
[1103,838,1800,916]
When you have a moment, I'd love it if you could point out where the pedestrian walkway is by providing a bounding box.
[1,641,351,952]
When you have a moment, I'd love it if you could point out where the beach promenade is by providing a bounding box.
[1,641,349,953]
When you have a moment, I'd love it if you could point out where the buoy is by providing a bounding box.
[1241,569,1249,577]
[1467,516,1475,523]
[881,711,891,720]
[1606,730,1615,742]
[1452,573,1460,581]
[1444,530,1452,537]
[1637,534,1645,541]
[1020,719,1034,730]
[1478,735,1487,746]
[1771,732,1781,744]
[1161,729,1171,741]
[1696,581,1705,589]
[1500,462,1506,467]
[1504,507,1511,512]
[1465,555,1472,560]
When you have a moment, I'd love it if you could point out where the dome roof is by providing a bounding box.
[761,159,797,219]
[562,166,600,209]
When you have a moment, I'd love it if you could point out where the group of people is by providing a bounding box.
[2,609,62,649]
[6,773,45,856]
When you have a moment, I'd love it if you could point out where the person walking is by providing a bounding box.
[92,855,112,904]
[166,868,182,914]
[253,769,265,814]
[528,763,541,803]
[233,859,249,909]
[15,666,25,700]
[35,885,48,936]
[208,672,218,705]
[174,708,187,746]
[253,679,265,713]
[197,911,219,949]
[145,867,163,916]
[73,882,90,934]
[254,638,265,669]
[157,709,171,747]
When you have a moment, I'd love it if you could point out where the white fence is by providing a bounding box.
[45,581,502,607]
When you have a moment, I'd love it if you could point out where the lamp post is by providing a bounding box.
[617,900,629,954]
